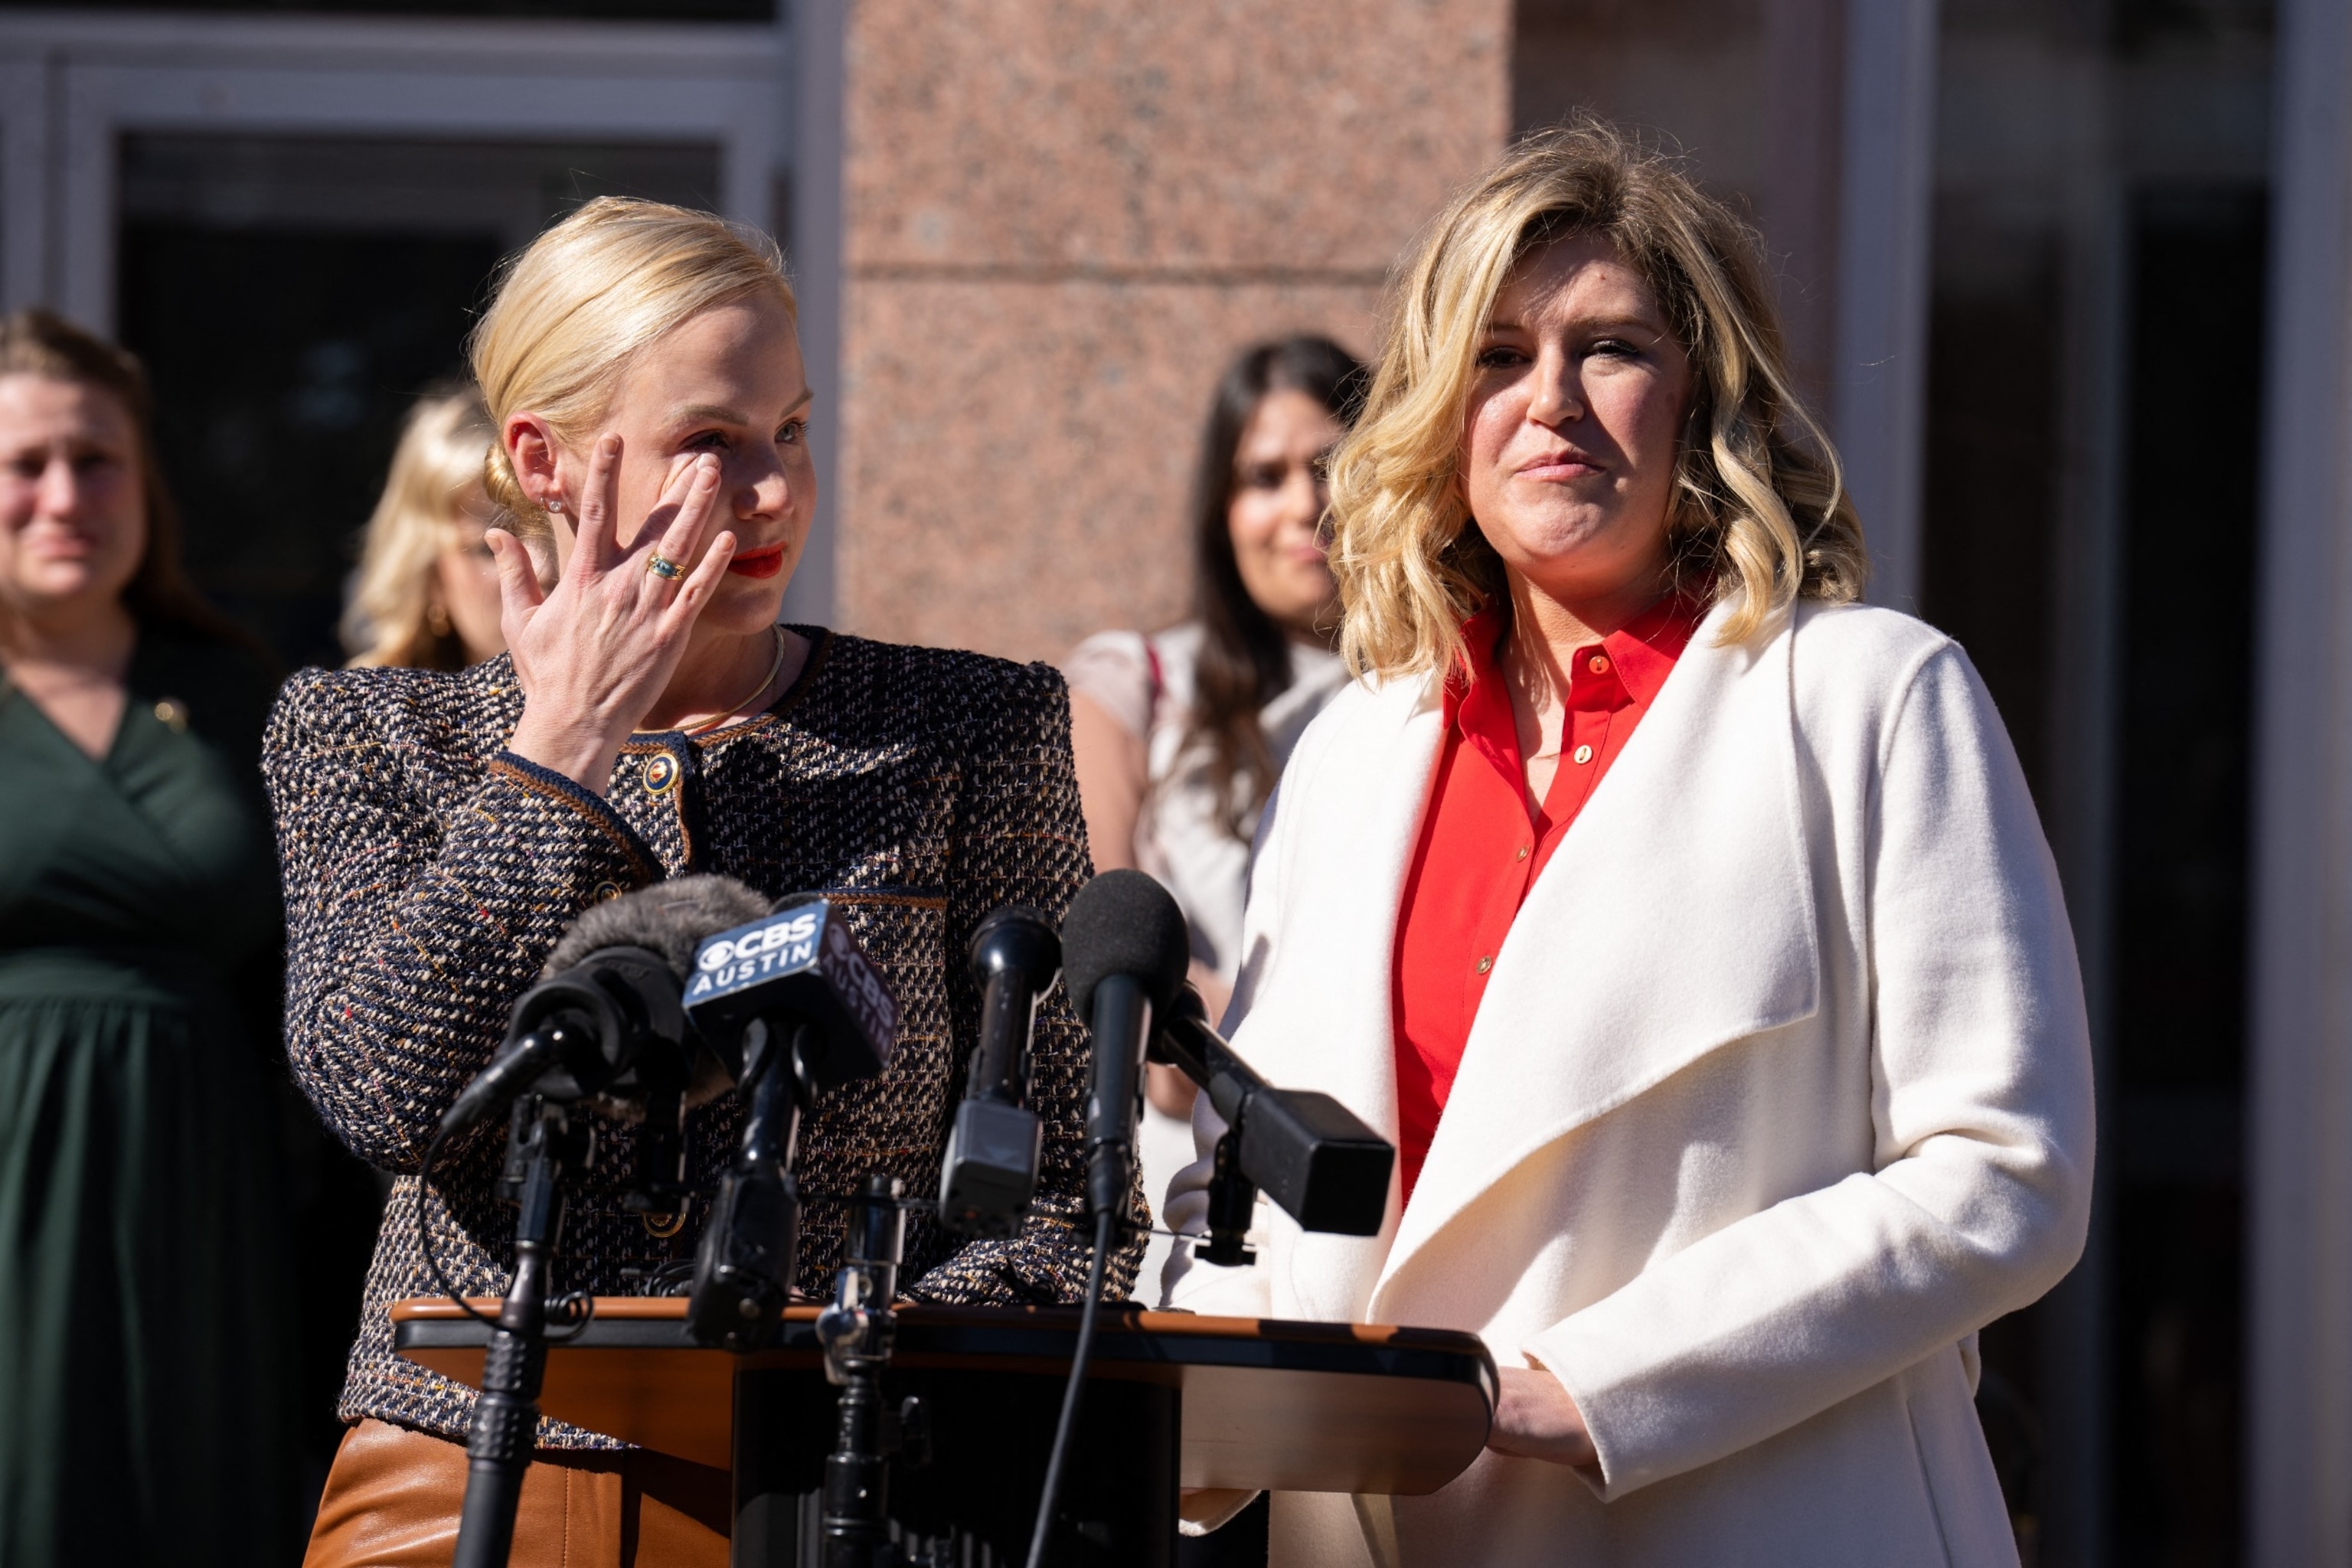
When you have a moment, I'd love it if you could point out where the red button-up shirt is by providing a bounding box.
[1391,595,1704,1202]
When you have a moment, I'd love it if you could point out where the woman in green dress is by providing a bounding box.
[0,309,298,1564]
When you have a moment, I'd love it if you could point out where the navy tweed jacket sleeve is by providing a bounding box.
[263,631,1145,1446]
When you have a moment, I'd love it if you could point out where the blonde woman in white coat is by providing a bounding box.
[1163,122,2094,1568]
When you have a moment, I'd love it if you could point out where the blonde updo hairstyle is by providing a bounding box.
[468,196,796,543]
[342,386,497,669]
[1328,120,1867,681]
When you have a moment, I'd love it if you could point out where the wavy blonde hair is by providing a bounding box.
[1329,120,1867,679]
[468,196,795,541]
[342,386,496,669]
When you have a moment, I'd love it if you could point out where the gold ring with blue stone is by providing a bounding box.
[644,551,684,580]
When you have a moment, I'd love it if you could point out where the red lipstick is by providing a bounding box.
[729,544,787,580]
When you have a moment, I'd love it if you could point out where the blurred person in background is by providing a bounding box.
[0,309,299,1564]
[1064,336,1367,1306]
[341,385,505,670]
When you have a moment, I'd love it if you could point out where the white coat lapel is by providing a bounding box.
[1240,675,1444,1140]
[1374,601,1820,1305]
[1224,676,1445,1319]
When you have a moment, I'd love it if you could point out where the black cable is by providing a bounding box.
[420,1118,597,1341]
[1024,1206,1116,1568]
[417,1123,500,1329]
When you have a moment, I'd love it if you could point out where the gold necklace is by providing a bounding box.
[682,626,787,736]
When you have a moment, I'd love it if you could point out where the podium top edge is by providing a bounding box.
[387,1295,1493,1361]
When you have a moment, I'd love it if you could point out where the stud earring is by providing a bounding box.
[545,496,564,515]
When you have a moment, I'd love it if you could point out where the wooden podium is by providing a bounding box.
[394,1296,1494,1566]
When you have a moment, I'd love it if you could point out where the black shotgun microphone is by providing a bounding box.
[682,895,901,1349]
[1156,984,1393,1250]
[939,905,1060,1236]
[1060,871,1191,1223]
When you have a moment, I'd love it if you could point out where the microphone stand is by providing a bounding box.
[451,1093,591,1568]
[815,1172,933,1568]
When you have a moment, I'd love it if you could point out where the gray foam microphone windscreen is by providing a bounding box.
[1060,868,1191,1021]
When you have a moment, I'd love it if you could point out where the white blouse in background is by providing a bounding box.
[1063,621,1351,1298]
[1063,622,1349,985]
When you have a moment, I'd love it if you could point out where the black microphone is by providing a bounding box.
[938,905,1060,1236]
[681,895,898,1087]
[1063,868,1395,1261]
[1156,984,1393,1248]
[682,895,900,1349]
[439,874,773,1138]
[1060,871,1191,1224]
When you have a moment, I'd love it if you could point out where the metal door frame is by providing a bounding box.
[0,8,788,333]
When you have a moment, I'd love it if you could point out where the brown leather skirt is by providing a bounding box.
[302,1419,731,1568]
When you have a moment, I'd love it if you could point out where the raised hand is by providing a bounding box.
[487,433,737,792]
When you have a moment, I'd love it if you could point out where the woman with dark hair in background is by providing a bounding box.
[1064,333,1367,1302]
[0,309,298,1563]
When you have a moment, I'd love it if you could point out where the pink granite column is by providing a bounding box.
[838,0,1510,662]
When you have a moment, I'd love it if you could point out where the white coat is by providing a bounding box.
[1162,599,2095,1567]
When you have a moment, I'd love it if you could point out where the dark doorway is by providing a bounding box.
[2105,185,2265,1568]
[115,133,724,673]
[120,226,500,671]
[1917,186,2072,1560]
[1922,182,2266,1568]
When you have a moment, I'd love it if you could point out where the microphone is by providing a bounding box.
[938,906,1060,1236]
[682,895,900,1349]
[1156,985,1393,1250]
[1060,871,1191,1224]
[1061,867,1394,1263]
[439,874,772,1138]
[681,895,898,1088]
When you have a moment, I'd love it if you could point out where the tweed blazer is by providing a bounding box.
[265,629,1139,1447]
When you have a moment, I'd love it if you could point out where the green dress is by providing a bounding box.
[0,627,299,1566]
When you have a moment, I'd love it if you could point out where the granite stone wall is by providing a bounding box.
[836,0,1511,662]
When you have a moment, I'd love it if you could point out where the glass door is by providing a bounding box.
[117,132,724,667]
